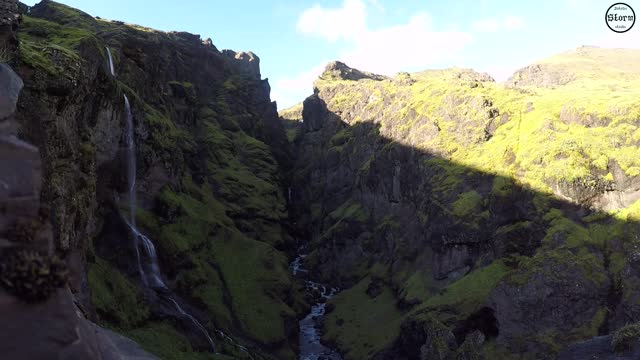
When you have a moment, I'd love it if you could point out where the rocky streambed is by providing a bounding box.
[291,252,343,360]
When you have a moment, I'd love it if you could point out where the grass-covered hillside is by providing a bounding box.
[288,49,640,359]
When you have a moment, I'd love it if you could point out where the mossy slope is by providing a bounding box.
[292,49,640,359]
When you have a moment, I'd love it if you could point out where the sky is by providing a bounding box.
[22,0,640,109]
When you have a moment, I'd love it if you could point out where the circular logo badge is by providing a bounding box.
[606,3,636,33]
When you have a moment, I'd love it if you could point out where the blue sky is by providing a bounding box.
[23,0,640,108]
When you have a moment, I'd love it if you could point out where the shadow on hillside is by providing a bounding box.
[286,93,640,359]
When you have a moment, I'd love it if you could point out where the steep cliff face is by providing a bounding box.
[287,52,640,359]
[10,1,301,359]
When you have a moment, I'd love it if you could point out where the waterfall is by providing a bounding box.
[124,95,136,227]
[123,94,146,285]
[106,47,115,77]
[109,47,217,354]
[168,298,216,351]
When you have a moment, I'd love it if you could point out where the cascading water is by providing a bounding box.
[168,298,216,351]
[123,94,147,286]
[107,47,220,354]
[106,47,115,76]
[291,251,343,360]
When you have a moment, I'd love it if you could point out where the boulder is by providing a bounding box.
[0,63,23,132]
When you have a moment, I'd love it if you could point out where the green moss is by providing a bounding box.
[397,270,432,305]
[323,276,404,360]
[123,322,215,360]
[482,340,519,360]
[211,228,295,348]
[144,104,194,156]
[507,248,608,288]
[168,80,194,89]
[543,213,590,247]
[451,191,484,218]
[496,221,532,235]
[570,307,607,340]
[17,15,99,74]
[330,128,353,147]
[88,257,150,328]
[328,200,368,223]
[536,330,563,354]
[419,261,508,315]
[491,176,514,197]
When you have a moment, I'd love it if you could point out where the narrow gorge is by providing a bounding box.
[3,1,640,360]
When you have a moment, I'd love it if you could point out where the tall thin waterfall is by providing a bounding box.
[106,47,115,76]
[107,47,217,353]
[124,95,136,227]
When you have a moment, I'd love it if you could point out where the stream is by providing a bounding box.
[291,253,343,360]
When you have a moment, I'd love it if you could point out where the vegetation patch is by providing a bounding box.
[323,276,404,360]
[88,256,150,328]
[419,261,508,315]
[124,321,216,360]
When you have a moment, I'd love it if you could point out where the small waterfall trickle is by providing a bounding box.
[168,298,216,350]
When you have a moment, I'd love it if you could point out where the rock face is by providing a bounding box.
[10,1,299,359]
[0,0,19,51]
[0,31,157,359]
[288,53,640,359]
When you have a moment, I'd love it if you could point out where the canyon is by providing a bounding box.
[2,1,640,360]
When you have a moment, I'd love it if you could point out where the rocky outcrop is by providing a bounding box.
[320,61,387,82]
[490,250,610,354]
[223,49,261,80]
[506,63,575,88]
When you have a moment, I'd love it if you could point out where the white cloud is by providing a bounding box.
[339,13,472,75]
[271,63,327,108]
[471,18,501,32]
[471,15,524,32]
[503,16,524,30]
[296,0,368,42]
[482,64,522,83]
[366,0,385,13]
[592,30,640,49]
